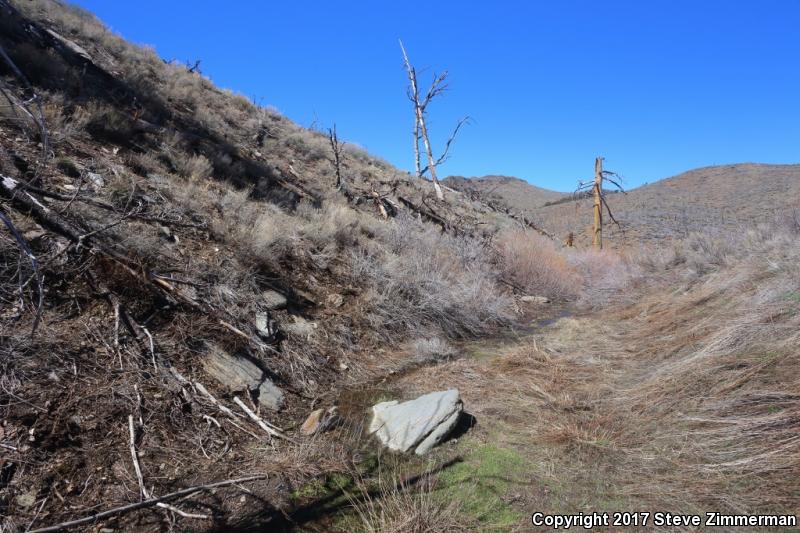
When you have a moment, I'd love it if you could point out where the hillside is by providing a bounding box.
[532,163,800,247]
[0,1,522,530]
[442,174,566,213]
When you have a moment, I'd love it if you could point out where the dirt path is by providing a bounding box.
[380,304,623,531]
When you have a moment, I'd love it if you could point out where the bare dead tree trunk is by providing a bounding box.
[400,40,467,201]
[412,113,421,179]
[593,156,603,249]
[575,157,625,250]
[328,124,344,189]
[417,108,444,200]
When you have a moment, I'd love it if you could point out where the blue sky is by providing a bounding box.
[72,0,800,191]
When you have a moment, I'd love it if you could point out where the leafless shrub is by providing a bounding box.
[569,248,638,308]
[174,153,213,181]
[352,214,513,338]
[496,230,581,300]
[409,336,456,364]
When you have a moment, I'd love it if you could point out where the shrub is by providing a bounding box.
[495,230,581,300]
[352,214,513,338]
[569,248,637,308]
[174,153,213,181]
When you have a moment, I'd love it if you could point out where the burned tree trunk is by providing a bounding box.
[593,157,603,249]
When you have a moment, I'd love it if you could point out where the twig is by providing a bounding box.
[155,502,209,519]
[0,206,43,335]
[128,414,149,500]
[27,496,49,532]
[233,396,293,442]
[29,475,269,533]
[194,382,239,420]
[139,326,156,370]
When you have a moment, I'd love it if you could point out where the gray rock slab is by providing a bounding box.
[369,389,462,454]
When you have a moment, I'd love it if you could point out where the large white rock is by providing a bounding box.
[369,390,462,455]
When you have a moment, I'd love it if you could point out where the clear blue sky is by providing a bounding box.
[72,0,800,191]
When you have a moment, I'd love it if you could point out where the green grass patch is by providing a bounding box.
[435,442,528,530]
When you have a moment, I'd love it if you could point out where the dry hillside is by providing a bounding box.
[0,1,527,530]
[533,163,800,247]
[442,175,566,213]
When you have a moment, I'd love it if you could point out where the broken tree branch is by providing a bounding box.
[128,414,149,500]
[29,475,269,533]
[232,396,293,442]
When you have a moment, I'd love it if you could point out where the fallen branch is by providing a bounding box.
[128,415,149,500]
[155,502,209,520]
[29,474,269,533]
[233,396,293,442]
[194,382,261,440]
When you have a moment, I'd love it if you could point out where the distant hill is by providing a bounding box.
[533,163,800,247]
[443,175,566,212]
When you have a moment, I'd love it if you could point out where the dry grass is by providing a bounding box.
[346,470,468,533]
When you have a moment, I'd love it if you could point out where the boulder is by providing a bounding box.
[283,316,316,339]
[262,290,288,310]
[86,172,105,188]
[255,312,277,339]
[368,390,462,455]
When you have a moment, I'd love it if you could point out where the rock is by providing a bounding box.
[22,228,46,242]
[369,390,463,455]
[257,378,284,411]
[262,290,287,310]
[86,172,105,188]
[255,312,277,339]
[520,295,550,304]
[46,29,93,61]
[202,344,284,410]
[301,407,339,436]
[202,344,262,392]
[283,317,316,339]
[301,409,324,435]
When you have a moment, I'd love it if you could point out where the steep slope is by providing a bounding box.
[534,163,800,247]
[443,175,566,213]
[0,1,521,530]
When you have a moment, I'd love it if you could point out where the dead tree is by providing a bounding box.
[399,40,469,201]
[575,157,625,249]
[327,124,344,189]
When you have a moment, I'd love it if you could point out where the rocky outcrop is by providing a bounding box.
[368,390,462,455]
